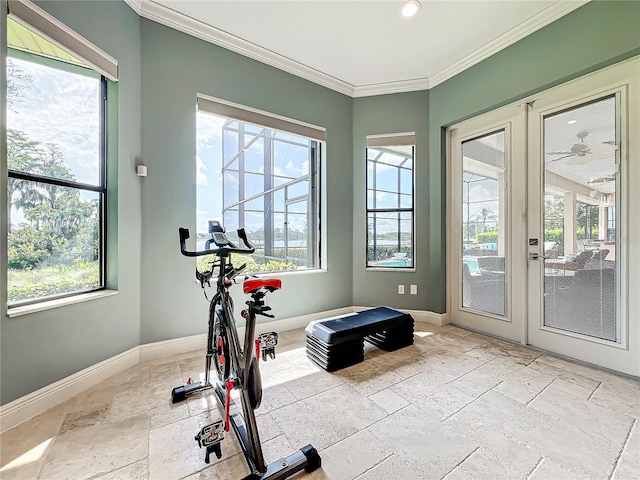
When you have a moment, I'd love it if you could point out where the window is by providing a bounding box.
[366,133,415,268]
[196,95,324,272]
[6,0,117,306]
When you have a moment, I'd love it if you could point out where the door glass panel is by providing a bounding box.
[461,131,507,316]
[542,96,618,342]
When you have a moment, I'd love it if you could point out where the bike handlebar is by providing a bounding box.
[179,227,256,257]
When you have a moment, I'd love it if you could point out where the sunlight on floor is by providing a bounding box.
[191,346,317,391]
[0,437,52,472]
[414,331,435,338]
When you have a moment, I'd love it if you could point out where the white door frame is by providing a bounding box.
[526,58,639,375]
[446,57,639,376]
[447,103,527,343]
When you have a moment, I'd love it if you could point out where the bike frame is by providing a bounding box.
[176,225,321,479]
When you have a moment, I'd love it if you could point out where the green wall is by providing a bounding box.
[138,20,354,343]
[352,91,431,309]
[426,0,640,312]
[1,0,639,405]
[0,0,143,405]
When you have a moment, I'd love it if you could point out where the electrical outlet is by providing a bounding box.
[398,284,405,295]
[410,284,418,295]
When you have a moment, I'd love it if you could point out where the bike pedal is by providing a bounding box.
[195,420,224,448]
[195,420,225,463]
[257,332,278,361]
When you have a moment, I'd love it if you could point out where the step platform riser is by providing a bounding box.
[305,307,414,372]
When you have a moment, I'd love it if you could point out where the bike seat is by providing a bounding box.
[243,276,282,294]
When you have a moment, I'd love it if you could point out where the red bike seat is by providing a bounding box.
[243,276,282,294]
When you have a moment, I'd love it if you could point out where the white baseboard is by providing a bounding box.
[353,306,449,327]
[0,305,445,433]
[139,333,208,362]
[0,347,139,434]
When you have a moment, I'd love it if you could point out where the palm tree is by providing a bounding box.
[471,207,497,233]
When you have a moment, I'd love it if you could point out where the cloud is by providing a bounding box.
[196,155,208,186]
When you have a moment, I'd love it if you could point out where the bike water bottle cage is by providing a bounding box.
[243,275,282,295]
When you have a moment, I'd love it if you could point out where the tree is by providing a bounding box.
[471,207,497,233]
[7,59,33,112]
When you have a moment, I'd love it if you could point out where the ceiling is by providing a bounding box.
[125,0,588,97]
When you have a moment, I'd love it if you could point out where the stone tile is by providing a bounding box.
[109,378,174,420]
[448,369,502,399]
[93,459,149,479]
[284,367,345,400]
[335,360,405,397]
[256,412,282,443]
[148,410,240,480]
[262,344,311,371]
[590,381,640,419]
[440,325,475,337]
[492,363,556,404]
[463,347,498,363]
[254,383,298,415]
[148,401,191,430]
[444,417,542,478]
[186,389,224,417]
[529,354,612,383]
[39,414,149,480]
[273,384,386,451]
[367,405,478,479]
[393,379,476,421]
[478,340,541,365]
[355,454,431,480]
[178,356,212,385]
[102,363,150,387]
[437,332,492,353]
[447,390,620,478]
[312,430,392,480]
[529,386,634,446]
[149,360,183,385]
[59,403,111,434]
[261,434,297,464]
[262,361,322,390]
[181,453,252,480]
[444,447,521,479]
[0,409,64,480]
[613,420,640,480]
[549,372,600,399]
[368,388,409,414]
[529,457,584,480]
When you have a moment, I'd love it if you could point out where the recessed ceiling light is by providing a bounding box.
[401,0,422,17]
[567,120,577,124]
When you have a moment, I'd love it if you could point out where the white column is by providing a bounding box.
[498,172,505,256]
[564,192,576,254]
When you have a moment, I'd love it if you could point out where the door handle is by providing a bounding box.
[528,252,549,260]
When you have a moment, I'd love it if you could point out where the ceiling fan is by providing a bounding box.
[547,130,592,162]
[547,130,616,165]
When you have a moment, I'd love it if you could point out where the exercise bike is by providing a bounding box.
[172,221,321,480]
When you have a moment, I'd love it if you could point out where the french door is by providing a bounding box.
[448,58,639,375]
[448,104,527,343]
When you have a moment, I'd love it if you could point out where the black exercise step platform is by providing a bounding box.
[305,307,414,371]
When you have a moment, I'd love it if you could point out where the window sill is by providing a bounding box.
[256,268,327,277]
[7,290,118,318]
[365,267,416,273]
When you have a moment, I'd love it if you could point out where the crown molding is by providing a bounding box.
[124,0,588,98]
[428,0,590,89]
[353,77,430,98]
[124,0,355,97]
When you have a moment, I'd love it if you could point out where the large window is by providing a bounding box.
[6,1,117,306]
[197,96,324,272]
[366,134,415,268]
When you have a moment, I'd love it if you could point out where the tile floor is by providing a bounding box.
[1,323,639,480]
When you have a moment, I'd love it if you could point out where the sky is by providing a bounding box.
[7,56,100,186]
[196,111,312,245]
